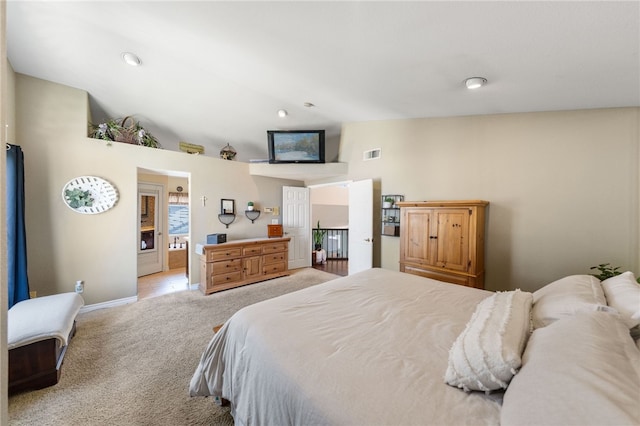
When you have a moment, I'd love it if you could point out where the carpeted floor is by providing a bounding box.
[8,268,340,425]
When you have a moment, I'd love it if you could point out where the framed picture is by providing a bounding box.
[267,130,325,163]
[221,199,235,215]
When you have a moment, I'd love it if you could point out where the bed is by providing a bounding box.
[190,268,640,425]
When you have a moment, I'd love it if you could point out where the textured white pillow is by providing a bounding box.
[444,289,533,392]
[501,310,640,426]
[601,271,640,330]
[531,275,606,329]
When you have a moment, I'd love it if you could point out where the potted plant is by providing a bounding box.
[312,220,327,251]
[590,263,640,283]
[383,197,394,208]
[247,201,254,211]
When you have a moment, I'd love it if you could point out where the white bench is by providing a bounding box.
[8,293,84,393]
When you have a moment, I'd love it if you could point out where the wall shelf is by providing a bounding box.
[245,210,261,223]
[248,162,348,182]
[381,194,404,237]
[218,213,236,228]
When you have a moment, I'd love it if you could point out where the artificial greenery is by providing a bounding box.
[312,220,327,248]
[65,188,94,208]
[89,116,161,148]
[247,201,254,206]
[590,263,640,283]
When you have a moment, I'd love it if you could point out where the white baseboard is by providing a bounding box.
[80,296,138,313]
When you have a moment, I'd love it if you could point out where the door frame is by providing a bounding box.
[137,182,165,277]
[307,179,373,275]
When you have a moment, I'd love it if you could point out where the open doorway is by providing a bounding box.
[137,169,191,299]
[309,182,350,276]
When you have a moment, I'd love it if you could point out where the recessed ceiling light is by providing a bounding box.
[464,77,487,89]
[277,109,288,118]
[122,52,141,67]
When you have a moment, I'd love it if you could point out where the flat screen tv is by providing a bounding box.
[267,130,325,164]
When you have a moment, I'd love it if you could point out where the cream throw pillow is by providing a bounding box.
[601,271,640,330]
[444,289,533,392]
[501,310,640,426]
[531,275,606,329]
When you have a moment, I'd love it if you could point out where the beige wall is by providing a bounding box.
[1,4,9,420]
[10,72,640,300]
[337,108,640,292]
[310,184,349,229]
[14,74,299,305]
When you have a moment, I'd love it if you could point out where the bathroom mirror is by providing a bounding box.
[140,194,156,250]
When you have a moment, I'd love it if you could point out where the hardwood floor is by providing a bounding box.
[137,269,189,300]
[138,260,348,300]
[312,259,348,276]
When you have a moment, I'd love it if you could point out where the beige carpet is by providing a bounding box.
[8,268,340,425]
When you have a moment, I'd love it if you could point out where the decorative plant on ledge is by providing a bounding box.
[89,116,161,148]
[590,263,640,284]
[64,188,94,208]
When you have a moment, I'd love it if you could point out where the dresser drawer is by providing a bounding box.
[212,259,242,274]
[263,262,286,275]
[206,248,242,262]
[263,252,286,265]
[243,246,263,256]
[263,242,287,254]
[212,271,242,285]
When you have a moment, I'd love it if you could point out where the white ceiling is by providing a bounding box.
[6,1,639,162]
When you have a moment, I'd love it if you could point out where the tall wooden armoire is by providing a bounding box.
[397,200,489,289]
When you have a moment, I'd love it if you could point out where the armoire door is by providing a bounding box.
[401,208,433,266]
[433,209,470,272]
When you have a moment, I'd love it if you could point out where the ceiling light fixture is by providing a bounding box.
[464,77,487,89]
[122,52,141,67]
[277,109,288,118]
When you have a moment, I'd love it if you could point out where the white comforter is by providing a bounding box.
[190,268,500,425]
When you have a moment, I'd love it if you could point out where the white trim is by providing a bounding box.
[79,296,138,313]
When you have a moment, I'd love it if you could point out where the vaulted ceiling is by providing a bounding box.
[6,1,639,161]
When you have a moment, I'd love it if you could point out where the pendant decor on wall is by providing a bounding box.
[62,176,119,214]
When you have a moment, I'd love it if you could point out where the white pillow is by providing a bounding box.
[531,275,606,329]
[501,310,640,426]
[444,289,533,392]
[601,271,640,330]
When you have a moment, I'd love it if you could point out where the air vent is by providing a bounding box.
[363,148,381,161]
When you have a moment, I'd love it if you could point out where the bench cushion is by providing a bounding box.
[8,293,84,349]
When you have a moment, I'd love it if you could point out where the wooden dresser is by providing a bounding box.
[199,237,290,295]
[397,200,489,289]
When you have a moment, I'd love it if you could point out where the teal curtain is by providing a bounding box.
[6,144,30,307]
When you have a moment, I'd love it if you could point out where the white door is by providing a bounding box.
[348,179,373,274]
[282,186,311,269]
[138,183,164,277]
